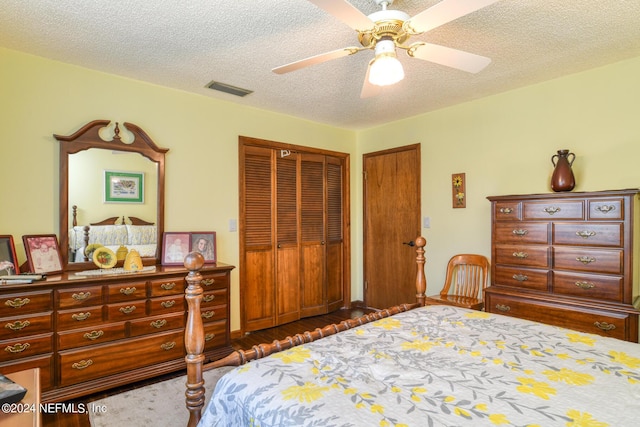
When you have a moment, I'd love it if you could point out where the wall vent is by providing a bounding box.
[205,81,253,97]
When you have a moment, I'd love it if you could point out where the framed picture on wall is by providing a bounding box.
[0,235,19,276]
[22,234,63,274]
[190,232,217,263]
[104,170,144,203]
[162,232,190,265]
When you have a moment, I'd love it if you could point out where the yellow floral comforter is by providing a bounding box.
[199,305,640,426]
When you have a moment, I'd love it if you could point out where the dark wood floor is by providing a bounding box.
[42,308,374,427]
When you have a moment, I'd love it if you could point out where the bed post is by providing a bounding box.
[184,252,206,427]
[415,236,427,306]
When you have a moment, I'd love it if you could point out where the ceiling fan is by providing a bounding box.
[272,0,501,98]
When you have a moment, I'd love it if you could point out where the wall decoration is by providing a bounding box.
[104,170,144,203]
[22,234,63,274]
[0,236,19,276]
[452,173,466,208]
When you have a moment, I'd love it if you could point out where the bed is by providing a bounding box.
[68,206,157,262]
[182,237,640,426]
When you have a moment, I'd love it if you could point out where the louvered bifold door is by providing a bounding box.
[241,145,276,331]
[275,152,300,325]
[326,156,345,311]
[300,154,327,317]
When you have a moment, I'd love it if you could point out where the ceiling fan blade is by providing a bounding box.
[405,0,501,34]
[272,47,361,74]
[408,42,491,73]
[360,60,382,98]
[307,0,374,31]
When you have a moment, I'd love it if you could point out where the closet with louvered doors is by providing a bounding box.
[239,137,349,333]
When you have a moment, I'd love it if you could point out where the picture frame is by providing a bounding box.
[22,234,63,274]
[0,235,19,276]
[104,170,144,203]
[191,232,217,263]
[161,232,191,266]
[452,173,466,209]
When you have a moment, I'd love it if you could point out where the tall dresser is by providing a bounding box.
[486,189,640,342]
[0,263,233,402]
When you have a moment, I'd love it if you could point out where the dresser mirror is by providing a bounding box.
[57,120,168,271]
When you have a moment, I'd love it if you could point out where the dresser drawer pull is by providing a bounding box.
[512,229,528,237]
[119,306,137,314]
[575,281,595,289]
[495,304,511,312]
[72,312,91,321]
[575,230,596,238]
[499,207,514,214]
[576,256,596,264]
[202,278,216,286]
[72,292,92,301]
[4,297,30,308]
[201,311,215,319]
[595,205,616,214]
[512,252,528,259]
[5,320,31,331]
[205,333,215,342]
[512,274,528,282]
[4,343,30,353]
[594,321,616,331]
[119,287,137,295]
[203,295,215,303]
[161,282,176,290]
[161,300,176,308]
[543,206,561,215]
[83,330,104,341]
[150,319,167,329]
[72,359,93,370]
[161,341,176,351]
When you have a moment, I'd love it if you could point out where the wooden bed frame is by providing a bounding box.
[70,205,155,261]
[182,236,427,427]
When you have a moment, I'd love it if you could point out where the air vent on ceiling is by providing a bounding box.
[205,81,253,97]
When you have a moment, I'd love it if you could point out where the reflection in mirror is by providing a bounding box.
[56,120,167,271]
[68,149,158,263]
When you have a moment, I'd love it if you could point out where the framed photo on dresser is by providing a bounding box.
[22,234,63,274]
[0,235,19,276]
[191,232,216,263]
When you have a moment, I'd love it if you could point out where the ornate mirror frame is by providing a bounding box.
[56,120,168,271]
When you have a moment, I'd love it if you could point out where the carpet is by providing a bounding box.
[88,366,234,427]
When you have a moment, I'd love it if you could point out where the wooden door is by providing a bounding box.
[241,145,276,331]
[326,156,345,312]
[363,144,421,309]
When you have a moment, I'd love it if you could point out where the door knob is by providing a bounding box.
[402,241,415,247]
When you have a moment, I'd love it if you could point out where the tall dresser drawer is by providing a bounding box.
[553,271,623,302]
[552,223,623,247]
[553,247,623,274]
[495,245,549,268]
[1,291,52,316]
[494,267,549,291]
[494,202,521,221]
[494,223,549,244]
[523,201,584,220]
[588,198,624,220]
[486,291,633,341]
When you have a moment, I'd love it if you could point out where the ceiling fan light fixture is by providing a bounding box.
[368,39,404,86]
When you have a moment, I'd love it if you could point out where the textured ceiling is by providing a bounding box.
[2,0,640,130]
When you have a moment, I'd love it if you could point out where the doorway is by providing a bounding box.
[363,144,421,309]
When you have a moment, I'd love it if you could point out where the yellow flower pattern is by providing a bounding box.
[202,306,640,427]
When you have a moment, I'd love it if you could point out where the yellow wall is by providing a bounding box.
[0,48,356,331]
[2,47,640,331]
[355,55,640,295]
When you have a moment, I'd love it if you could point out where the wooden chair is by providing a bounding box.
[424,254,490,310]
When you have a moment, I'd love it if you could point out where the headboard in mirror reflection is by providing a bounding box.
[56,120,168,271]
